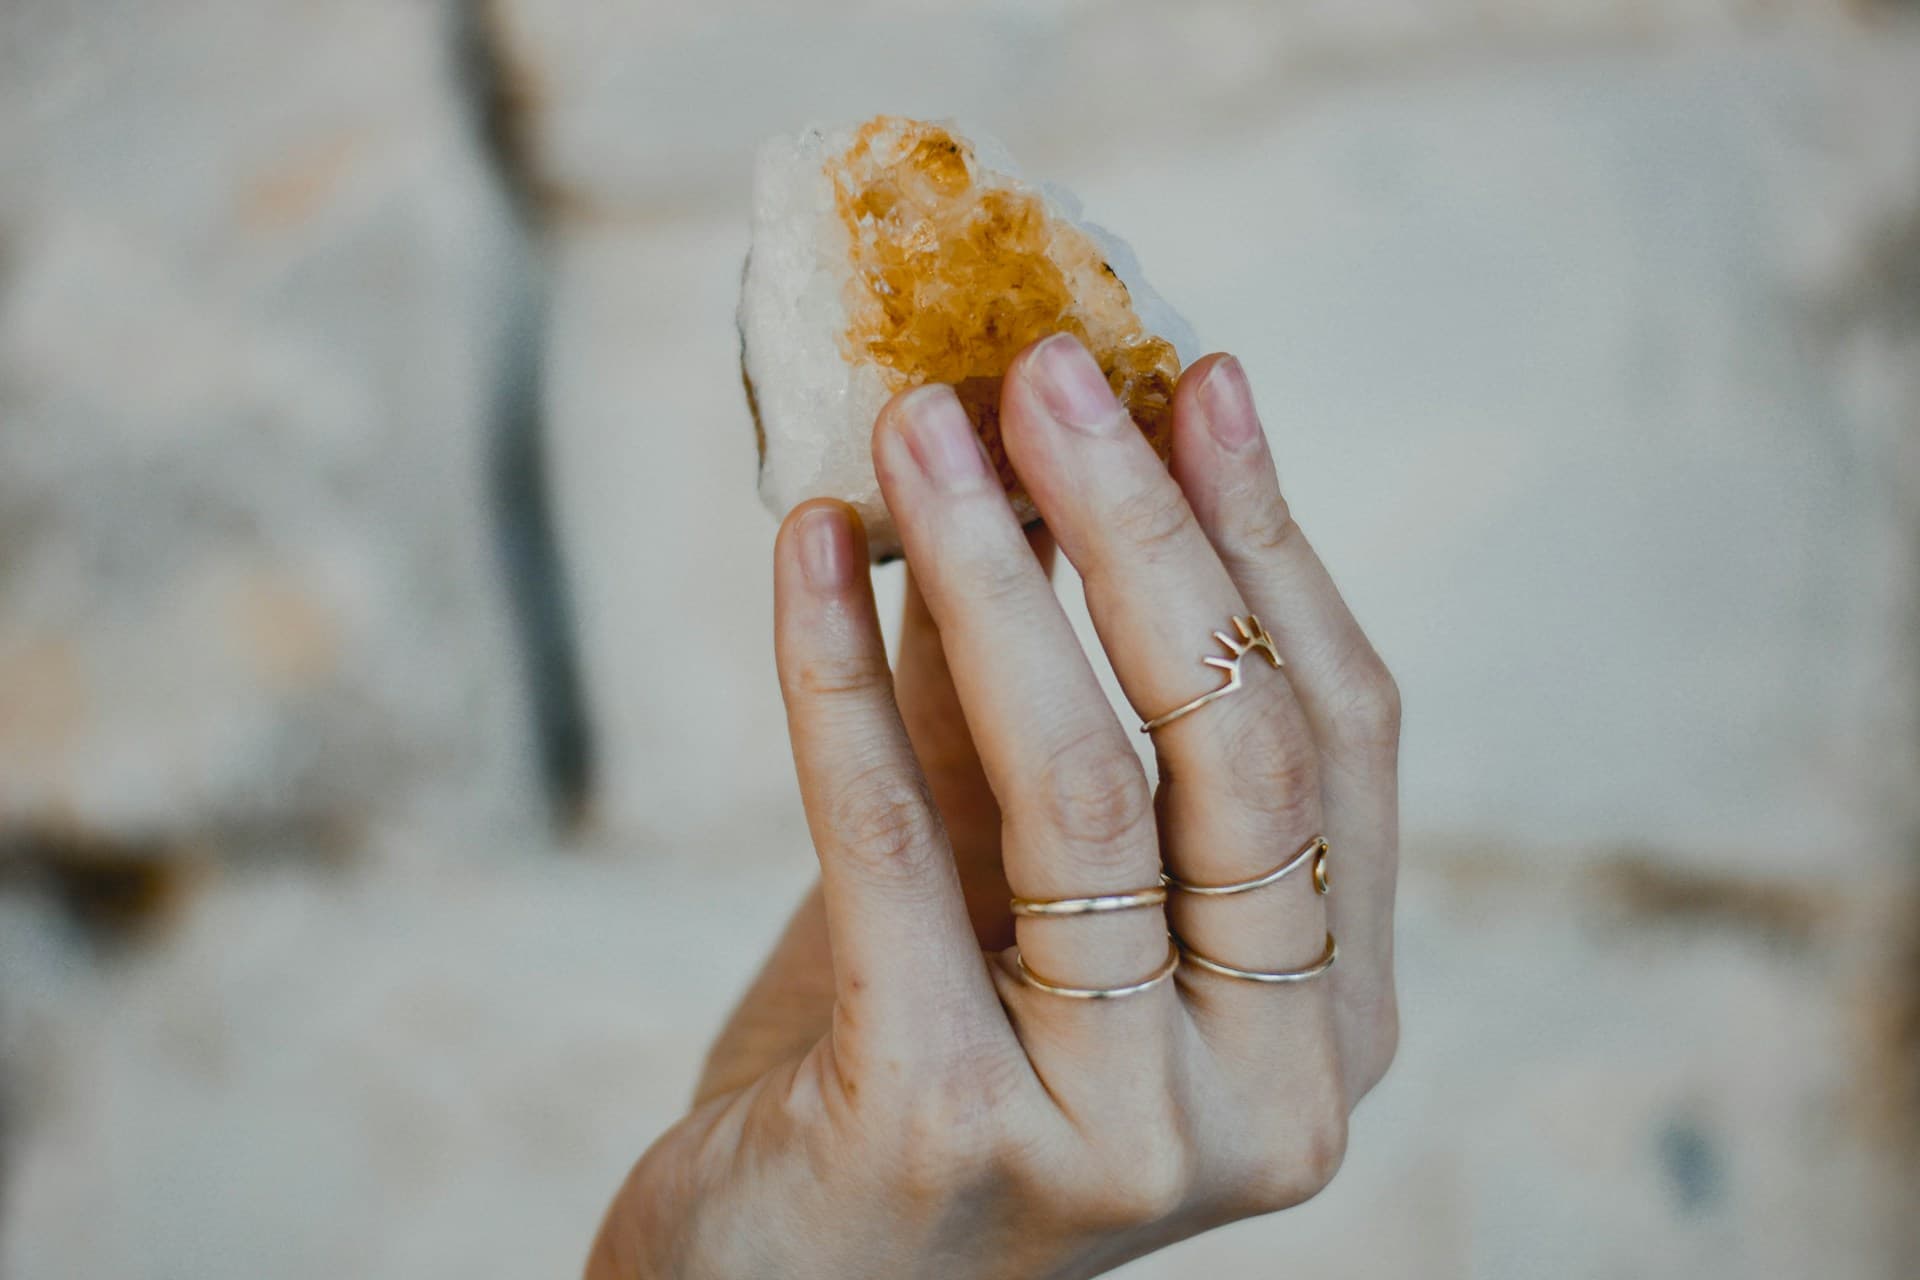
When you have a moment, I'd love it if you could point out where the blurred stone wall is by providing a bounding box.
[2,1,1917,1277]
[0,0,547,873]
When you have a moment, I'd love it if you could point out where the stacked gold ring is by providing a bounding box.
[1010,884,1167,918]
[1162,835,1330,898]
[1014,939,1180,1000]
[1174,931,1337,984]
[1164,835,1336,984]
[1009,882,1174,999]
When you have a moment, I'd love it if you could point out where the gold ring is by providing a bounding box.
[1163,836,1329,897]
[1139,614,1284,733]
[1010,884,1168,918]
[1013,939,1180,1000]
[1174,932,1337,984]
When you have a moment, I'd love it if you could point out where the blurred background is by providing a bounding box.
[2,1,1917,1276]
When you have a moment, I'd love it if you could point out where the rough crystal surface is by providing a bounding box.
[827,118,1181,498]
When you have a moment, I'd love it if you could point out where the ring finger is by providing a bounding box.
[1169,354,1403,1100]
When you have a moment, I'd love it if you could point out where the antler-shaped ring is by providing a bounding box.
[1139,615,1284,733]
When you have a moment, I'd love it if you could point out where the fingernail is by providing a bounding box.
[1198,358,1259,452]
[899,384,990,491]
[798,505,854,591]
[1200,357,1261,451]
[1031,333,1123,434]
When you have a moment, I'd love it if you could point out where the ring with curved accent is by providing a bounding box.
[1163,835,1329,898]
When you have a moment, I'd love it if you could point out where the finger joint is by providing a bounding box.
[826,765,947,881]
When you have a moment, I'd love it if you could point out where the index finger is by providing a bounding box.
[773,500,1004,1058]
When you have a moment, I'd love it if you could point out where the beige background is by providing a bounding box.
[2,2,1917,1276]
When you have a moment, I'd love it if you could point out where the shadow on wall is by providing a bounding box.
[454,2,594,828]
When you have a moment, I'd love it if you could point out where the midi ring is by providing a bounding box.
[1139,614,1284,733]
[1010,884,1168,918]
[1163,836,1330,897]
[1174,931,1337,984]
[1014,939,1180,1000]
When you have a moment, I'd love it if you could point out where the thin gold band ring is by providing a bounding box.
[1174,932,1337,984]
[1010,884,1168,918]
[1013,939,1180,1000]
[1138,615,1284,734]
[1163,836,1330,897]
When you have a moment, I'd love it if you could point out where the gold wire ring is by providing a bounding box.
[1138,615,1285,734]
[1013,939,1180,1000]
[1174,932,1337,984]
[1163,836,1330,897]
[1010,884,1168,918]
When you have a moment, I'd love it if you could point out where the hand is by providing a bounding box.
[589,336,1402,1279]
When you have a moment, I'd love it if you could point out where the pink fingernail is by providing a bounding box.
[798,505,854,591]
[1032,334,1123,434]
[1200,357,1261,451]
[899,385,990,491]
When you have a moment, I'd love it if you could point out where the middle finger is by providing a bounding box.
[872,384,1172,1017]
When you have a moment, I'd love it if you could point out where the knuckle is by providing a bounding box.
[956,546,1038,613]
[1029,728,1154,854]
[1234,495,1300,559]
[1108,479,1197,560]
[1214,700,1320,830]
[826,765,945,877]
[790,649,892,701]
[1340,656,1403,751]
[1068,1141,1194,1231]
[1240,1105,1348,1213]
[1293,1104,1350,1198]
[1206,1034,1352,1219]
[890,1068,1013,1201]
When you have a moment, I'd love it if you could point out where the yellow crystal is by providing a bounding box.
[827,118,1181,499]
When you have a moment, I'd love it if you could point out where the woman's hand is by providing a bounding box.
[589,336,1402,1279]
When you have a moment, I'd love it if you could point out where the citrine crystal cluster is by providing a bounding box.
[741,116,1194,559]
[828,118,1180,499]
